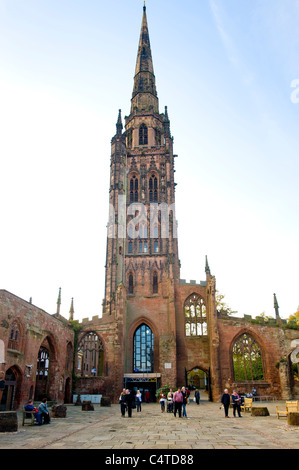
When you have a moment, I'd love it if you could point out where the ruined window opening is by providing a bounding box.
[185,293,207,337]
[76,332,104,377]
[232,333,264,381]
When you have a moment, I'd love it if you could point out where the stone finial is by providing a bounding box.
[274,293,280,319]
[205,255,211,275]
[116,109,123,135]
[56,287,61,315]
[69,297,74,321]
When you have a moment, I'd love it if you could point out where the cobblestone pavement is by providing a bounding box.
[0,399,299,450]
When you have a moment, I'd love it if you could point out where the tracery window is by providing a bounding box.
[232,333,264,381]
[130,175,139,202]
[149,174,158,202]
[139,124,148,145]
[185,294,207,336]
[133,324,154,373]
[36,346,50,381]
[76,332,104,377]
[8,322,20,350]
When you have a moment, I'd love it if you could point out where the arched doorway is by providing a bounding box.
[187,367,209,400]
[0,367,22,411]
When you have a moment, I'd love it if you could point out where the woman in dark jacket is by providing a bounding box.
[221,389,230,418]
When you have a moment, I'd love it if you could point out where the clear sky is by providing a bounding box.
[0,0,298,321]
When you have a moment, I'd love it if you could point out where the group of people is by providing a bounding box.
[24,398,51,425]
[220,389,244,418]
[119,388,142,417]
[160,387,193,418]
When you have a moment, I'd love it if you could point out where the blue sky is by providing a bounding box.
[0,0,298,321]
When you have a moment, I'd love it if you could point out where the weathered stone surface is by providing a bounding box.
[251,407,270,416]
[82,401,94,411]
[51,405,67,418]
[287,412,299,426]
[0,411,18,432]
[100,396,111,407]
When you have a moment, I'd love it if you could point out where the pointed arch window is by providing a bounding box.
[76,332,104,377]
[129,175,139,202]
[8,321,20,350]
[149,174,158,202]
[139,124,148,145]
[185,293,207,336]
[129,273,134,294]
[232,333,264,381]
[133,324,154,373]
[153,272,158,294]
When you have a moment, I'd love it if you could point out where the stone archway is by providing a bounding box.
[0,366,22,411]
[186,367,210,400]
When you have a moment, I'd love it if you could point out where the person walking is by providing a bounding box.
[181,386,188,418]
[173,387,183,418]
[167,389,173,413]
[119,389,127,417]
[125,389,134,418]
[135,389,142,412]
[195,389,200,405]
[231,390,242,417]
[159,391,166,412]
[221,389,231,418]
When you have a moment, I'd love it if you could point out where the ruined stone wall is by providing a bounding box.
[0,290,74,408]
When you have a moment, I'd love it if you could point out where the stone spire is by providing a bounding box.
[116,109,123,135]
[69,298,74,321]
[205,255,211,275]
[274,293,280,319]
[131,4,158,114]
[56,287,61,315]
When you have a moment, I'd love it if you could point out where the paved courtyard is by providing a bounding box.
[0,398,298,450]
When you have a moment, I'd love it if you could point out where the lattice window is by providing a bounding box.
[185,294,207,336]
[232,333,264,381]
[139,124,148,145]
[133,324,154,373]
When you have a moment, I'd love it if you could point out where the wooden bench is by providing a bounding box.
[241,397,253,413]
[22,408,36,426]
[276,400,298,419]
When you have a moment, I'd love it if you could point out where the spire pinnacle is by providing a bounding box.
[56,287,61,315]
[69,298,74,321]
[116,109,123,135]
[205,256,211,275]
[274,293,280,319]
[131,4,158,114]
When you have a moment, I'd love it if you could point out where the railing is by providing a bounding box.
[253,396,276,402]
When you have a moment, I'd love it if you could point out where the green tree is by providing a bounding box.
[216,291,237,316]
[288,307,299,325]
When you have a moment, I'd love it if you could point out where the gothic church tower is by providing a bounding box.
[103,5,180,389]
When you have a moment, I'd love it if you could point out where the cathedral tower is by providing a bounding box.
[104,5,179,390]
